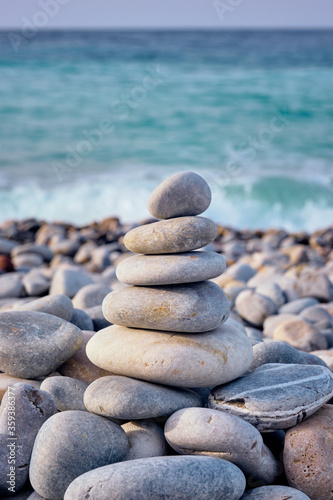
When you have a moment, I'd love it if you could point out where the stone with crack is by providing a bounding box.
[208,363,333,431]
[0,383,56,496]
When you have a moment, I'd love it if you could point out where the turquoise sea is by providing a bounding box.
[0,29,332,231]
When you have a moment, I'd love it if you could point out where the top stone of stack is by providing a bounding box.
[147,171,211,219]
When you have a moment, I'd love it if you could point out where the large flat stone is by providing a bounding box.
[116,251,226,285]
[102,281,229,333]
[86,323,253,388]
[209,363,333,431]
[124,216,218,254]
[64,456,246,500]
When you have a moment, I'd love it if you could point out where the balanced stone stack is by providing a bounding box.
[87,172,254,392]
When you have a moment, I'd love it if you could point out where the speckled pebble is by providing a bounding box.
[124,216,218,254]
[147,171,212,219]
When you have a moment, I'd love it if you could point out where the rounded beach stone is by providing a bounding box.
[263,313,299,338]
[49,268,94,298]
[22,270,50,296]
[121,420,167,460]
[13,252,44,269]
[0,311,83,379]
[41,376,88,412]
[64,456,246,500]
[13,294,74,322]
[123,216,218,254]
[70,308,94,331]
[102,281,229,333]
[284,404,333,500]
[164,407,278,484]
[147,171,211,219]
[72,284,112,309]
[245,341,323,374]
[279,297,319,315]
[273,318,327,352]
[0,274,23,299]
[235,290,278,327]
[300,304,333,330]
[86,323,253,388]
[242,485,310,499]
[29,410,128,500]
[84,375,202,420]
[57,330,113,383]
[0,383,56,496]
[116,251,226,286]
[256,282,286,307]
[84,305,111,331]
[208,363,333,431]
[311,349,333,371]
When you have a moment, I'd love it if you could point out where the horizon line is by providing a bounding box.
[1,26,333,31]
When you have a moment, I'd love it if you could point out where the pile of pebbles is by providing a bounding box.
[0,172,332,499]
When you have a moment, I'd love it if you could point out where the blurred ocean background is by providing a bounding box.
[0,29,332,231]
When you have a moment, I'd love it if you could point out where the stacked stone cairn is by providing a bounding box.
[1,172,333,499]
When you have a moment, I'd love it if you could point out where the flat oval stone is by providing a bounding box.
[86,323,253,388]
[208,364,333,431]
[13,294,74,322]
[246,341,311,374]
[102,282,229,333]
[235,290,278,327]
[242,486,310,499]
[0,311,83,379]
[41,376,88,412]
[124,216,218,254]
[147,171,212,219]
[121,420,167,460]
[64,456,246,500]
[284,404,333,500]
[164,407,278,484]
[0,383,56,496]
[84,376,202,420]
[30,410,128,500]
[72,284,112,309]
[116,251,226,286]
[273,318,327,352]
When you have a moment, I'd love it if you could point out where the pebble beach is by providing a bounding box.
[0,171,332,499]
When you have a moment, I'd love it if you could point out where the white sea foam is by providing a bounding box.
[1,166,332,232]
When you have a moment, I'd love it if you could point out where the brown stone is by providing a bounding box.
[57,331,114,384]
[284,404,333,500]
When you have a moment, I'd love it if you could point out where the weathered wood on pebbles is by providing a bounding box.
[64,456,246,500]
[86,323,253,388]
[124,216,218,254]
[102,281,230,333]
[209,363,333,431]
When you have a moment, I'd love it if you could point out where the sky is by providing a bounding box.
[0,0,332,29]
